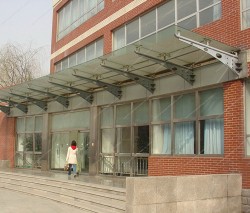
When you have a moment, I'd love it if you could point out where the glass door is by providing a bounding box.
[77,132,89,173]
[51,132,70,170]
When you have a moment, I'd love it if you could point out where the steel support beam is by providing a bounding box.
[0,99,28,113]
[100,64,155,93]
[10,93,47,111]
[28,88,69,108]
[72,74,122,99]
[49,82,93,104]
[0,105,10,115]
[134,50,195,85]
[175,32,242,76]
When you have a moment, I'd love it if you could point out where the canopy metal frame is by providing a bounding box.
[10,93,47,111]
[48,81,94,104]
[101,62,155,93]
[28,87,69,108]
[72,72,122,99]
[175,31,242,76]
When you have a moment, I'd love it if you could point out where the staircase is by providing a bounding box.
[0,171,126,213]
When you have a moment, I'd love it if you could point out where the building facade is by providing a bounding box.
[0,0,250,193]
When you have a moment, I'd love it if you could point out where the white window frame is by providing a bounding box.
[241,0,250,30]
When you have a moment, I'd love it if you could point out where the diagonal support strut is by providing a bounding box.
[72,73,122,99]
[28,87,69,108]
[101,64,155,93]
[0,98,28,113]
[10,93,47,111]
[134,50,195,85]
[49,82,94,104]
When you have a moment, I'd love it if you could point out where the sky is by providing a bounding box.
[0,0,53,76]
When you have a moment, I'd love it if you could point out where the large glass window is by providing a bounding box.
[15,116,43,168]
[151,88,224,155]
[57,0,105,40]
[55,38,103,72]
[100,102,149,175]
[113,0,222,50]
[242,0,250,29]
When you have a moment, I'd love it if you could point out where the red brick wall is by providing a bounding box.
[50,0,165,72]
[0,113,15,167]
[149,80,250,188]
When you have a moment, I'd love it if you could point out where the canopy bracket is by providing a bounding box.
[0,105,10,115]
[49,82,93,104]
[28,88,69,108]
[134,50,195,85]
[175,31,242,76]
[0,99,28,113]
[101,63,155,93]
[10,93,47,111]
[72,73,122,99]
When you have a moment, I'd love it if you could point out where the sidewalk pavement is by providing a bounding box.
[0,188,85,213]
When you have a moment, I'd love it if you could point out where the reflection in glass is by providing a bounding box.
[35,133,42,152]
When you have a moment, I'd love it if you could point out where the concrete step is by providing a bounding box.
[0,171,126,213]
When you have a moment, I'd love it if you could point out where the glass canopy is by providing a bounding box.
[0,25,239,112]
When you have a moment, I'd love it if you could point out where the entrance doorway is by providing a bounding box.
[50,131,89,173]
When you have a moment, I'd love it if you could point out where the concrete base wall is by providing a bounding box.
[126,174,242,213]
[242,189,250,213]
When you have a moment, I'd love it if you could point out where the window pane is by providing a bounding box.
[16,134,25,151]
[177,0,196,20]
[134,126,149,153]
[134,102,149,125]
[17,118,25,132]
[86,43,95,61]
[199,0,220,10]
[97,0,104,12]
[152,98,171,122]
[243,10,250,29]
[174,121,195,154]
[35,133,42,152]
[117,127,131,153]
[126,19,139,44]
[55,62,62,72]
[158,1,175,29]
[101,107,113,127]
[200,119,224,154]
[247,136,250,156]
[113,27,125,50]
[25,133,33,152]
[101,129,115,153]
[69,53,77,67]
[116,104,131,125]
[152,124,171,154]
[70,111,90,128]
[96,38,103,57]
[200,88,223,116]
[61,58,68,70]
[77,48,85,64]
[243,0,250,8]
[175,93,195,119]
[35,116,43,131]
[200,4,221,26]
[26,117,34,132]
[141,10,156,37]
[178,15,197,30]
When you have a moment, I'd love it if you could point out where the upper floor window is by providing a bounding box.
[57,0,104,40]
[55,38,103,72]
[113,0,221,50]
[242,0,250,29]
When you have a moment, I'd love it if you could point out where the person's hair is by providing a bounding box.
[71,140,77,146]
